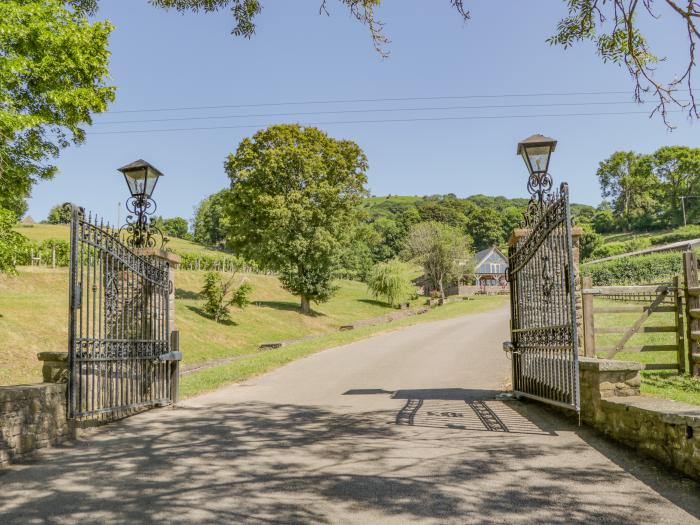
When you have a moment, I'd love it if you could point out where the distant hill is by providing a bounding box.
[362,194,595,221]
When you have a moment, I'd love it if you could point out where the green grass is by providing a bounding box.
[592,297,700,406]
[180,295,508,399]
[13,223,220,256]
[601,230,666,245]
[0,266,506,387]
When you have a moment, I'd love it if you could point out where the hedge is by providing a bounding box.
[649,225,700,246]
[581,250,687,285]
[11,237,266,274]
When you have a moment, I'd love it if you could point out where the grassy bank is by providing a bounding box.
[180,295,508,399]
[0,267,502,386]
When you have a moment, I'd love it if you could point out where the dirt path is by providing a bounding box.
[1,307,699,524]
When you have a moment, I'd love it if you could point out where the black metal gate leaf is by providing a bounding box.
[508,183,580,411]
[67,205,174,419]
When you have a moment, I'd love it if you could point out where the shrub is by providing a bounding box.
[578,224,602,261]
[200,271,253,323]
[366,260,414,307]
[581,251,685,285]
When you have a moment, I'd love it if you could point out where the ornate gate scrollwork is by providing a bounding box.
[67,205,174,419]
[507,181,580,412]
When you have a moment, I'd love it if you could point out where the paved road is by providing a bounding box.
[1,307,699,524]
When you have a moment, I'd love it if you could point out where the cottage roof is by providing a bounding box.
[474,246,507,269]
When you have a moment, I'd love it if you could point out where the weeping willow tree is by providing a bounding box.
[366,259,415,307]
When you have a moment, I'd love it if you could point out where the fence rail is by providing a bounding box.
[581,276,685,372]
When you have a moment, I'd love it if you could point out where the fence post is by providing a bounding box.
[582,276,596,357]
[683,251,700,376]
[674,275,686,374]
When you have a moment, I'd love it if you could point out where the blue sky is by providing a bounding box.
[27,0,698,224]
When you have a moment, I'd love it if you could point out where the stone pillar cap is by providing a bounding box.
[133,248,181,268]
[37,352,69,362]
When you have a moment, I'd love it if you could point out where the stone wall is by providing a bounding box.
[578,357,700,481]
[0,352,72,469]
[0,383,70,468]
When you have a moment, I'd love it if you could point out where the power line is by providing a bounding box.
[94,99,653,126]
[88,109,682,135]
[104,90,639,114]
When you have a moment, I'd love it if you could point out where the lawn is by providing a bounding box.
[0,266,508,387]
[592,298,700,406]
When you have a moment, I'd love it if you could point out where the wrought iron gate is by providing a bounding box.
[67,205,175,419]
[507,183,580,411]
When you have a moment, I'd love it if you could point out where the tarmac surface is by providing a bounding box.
[1,307,699,524]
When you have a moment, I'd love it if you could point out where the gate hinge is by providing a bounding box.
[72,283,82,309]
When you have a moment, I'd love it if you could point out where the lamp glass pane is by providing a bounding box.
[143,170,159,197]
[124,168,147,197]
[523,145,551,173]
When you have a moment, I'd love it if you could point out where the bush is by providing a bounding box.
[366,260,414,307]
[201,271,253,323]
[581,251,685,285]
[578,224,602,261]
[650,225,700,246]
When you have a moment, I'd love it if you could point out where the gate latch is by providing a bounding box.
[503,341,519,355]
[72,283,82,309]
[159,352,182,362]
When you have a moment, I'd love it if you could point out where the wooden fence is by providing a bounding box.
[581,276,686,372]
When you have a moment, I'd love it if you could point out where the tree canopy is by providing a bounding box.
[403,221,472,300]
[223,124,368,313]
[597,146,700,230]
[0,0,114,216]
[156,216,192,240]
[45,204,72,224]
[73,0,698,125]
[193,189,230,246]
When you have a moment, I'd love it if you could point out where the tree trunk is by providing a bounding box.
[438,279,445,301]
[300,295,311,315]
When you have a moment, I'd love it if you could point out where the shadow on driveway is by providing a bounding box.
[0,392,698,524]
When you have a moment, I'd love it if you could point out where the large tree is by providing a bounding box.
[45,204,72,224]
[158,216,192,240]
[403,221,472,300]
[0,0,114,216]
[74,0,698,125]
[223,124,368,314]
[651,146,700,226]
[596,147,700,230]
[597,151,661,230]
[192,189,230,246]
